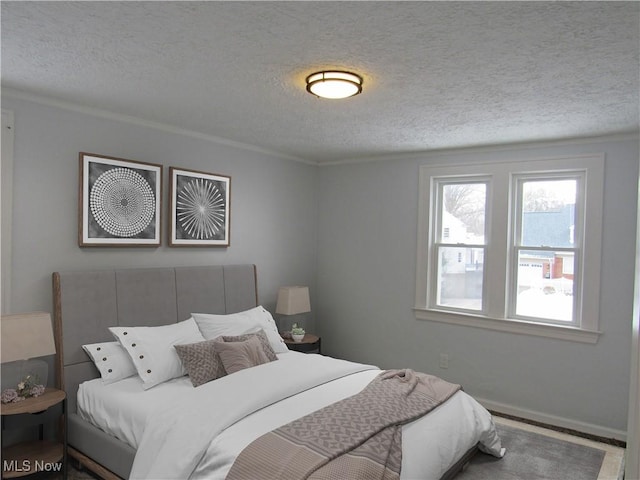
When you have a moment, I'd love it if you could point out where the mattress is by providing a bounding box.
[77,372,193,449]
[78,351,503,479]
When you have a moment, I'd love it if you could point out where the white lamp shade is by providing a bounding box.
[275,286,311,315]
[1,312,57,363]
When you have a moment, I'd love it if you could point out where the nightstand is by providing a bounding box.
[1,388,66,479]
[283,334,321,354]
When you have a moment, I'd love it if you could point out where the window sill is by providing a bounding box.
[413,308,601,344]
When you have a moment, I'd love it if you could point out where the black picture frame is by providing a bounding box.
[79,152,162,247]
[169,166,231,247]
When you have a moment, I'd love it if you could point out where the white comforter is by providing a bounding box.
[78,352,503,479]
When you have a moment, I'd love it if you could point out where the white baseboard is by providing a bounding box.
[475,397,627,442]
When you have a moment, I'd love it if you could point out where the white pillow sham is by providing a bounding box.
[192,306,288,354]
[110,318,206,390]
[82,341,137,385]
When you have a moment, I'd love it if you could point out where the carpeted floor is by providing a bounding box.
[52,417,625,480]
[458,416,625,480]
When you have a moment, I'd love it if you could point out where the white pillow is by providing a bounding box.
[109,318,206,390]
[82,341,137,384]
[192,306,288,354]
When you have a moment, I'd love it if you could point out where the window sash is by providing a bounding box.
[431,244,487,314]
[430,178,489,314]
[512,172,585,248]
[509,245,580,326]
[507,172,585,326]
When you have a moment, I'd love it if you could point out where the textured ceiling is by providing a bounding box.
[2,1,639,164]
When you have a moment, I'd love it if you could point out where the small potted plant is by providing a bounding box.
[291,323,305,343]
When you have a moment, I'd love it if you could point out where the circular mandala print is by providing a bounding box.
[176,178,226,239]
[89,168,155,237]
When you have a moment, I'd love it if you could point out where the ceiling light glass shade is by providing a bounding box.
[306,71,363,99]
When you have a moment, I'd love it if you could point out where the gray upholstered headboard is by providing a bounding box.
[52,264,258,413]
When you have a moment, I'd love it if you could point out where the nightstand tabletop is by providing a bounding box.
[1,389,65,416]
[283,334,321,354]
[283,333,319,345]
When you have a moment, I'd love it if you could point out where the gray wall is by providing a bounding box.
[4,94,638,438]
[316,137,639,437]
[3,96,318,337]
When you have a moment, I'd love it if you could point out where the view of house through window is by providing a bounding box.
[436,182,486,311]
[513,178,578,323]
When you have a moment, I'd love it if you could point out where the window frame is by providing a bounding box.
[508,173,584,326]
[429,178,490,315]
[415,154,604,344]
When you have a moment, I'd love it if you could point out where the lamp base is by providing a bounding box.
[276,314,308,336]
[0,359,49,391]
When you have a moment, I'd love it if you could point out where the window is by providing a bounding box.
[433,181,487,312]
[511,176,579,323]
[415,155,604,343]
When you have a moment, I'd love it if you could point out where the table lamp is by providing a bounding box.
[275,286,311,333]
[1,312,57,391]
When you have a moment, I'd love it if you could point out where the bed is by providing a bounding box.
[53,264,503,479]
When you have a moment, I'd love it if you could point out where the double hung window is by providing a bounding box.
[432,180,488,312]
[415,155,604,343]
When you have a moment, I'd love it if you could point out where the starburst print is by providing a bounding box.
[176,178,226,240]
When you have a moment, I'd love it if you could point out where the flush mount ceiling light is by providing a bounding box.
[306,70,363,99]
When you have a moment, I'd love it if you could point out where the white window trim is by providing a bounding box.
[415,154,604,344]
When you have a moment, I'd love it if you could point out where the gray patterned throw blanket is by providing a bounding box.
[226,369,461,480]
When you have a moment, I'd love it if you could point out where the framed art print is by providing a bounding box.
[79,152,162,247]
[169,167,231,247]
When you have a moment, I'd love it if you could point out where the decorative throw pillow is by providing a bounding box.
[110,318,206,390]
[192,306,288,354]
[214,336,273,375]
[174,339,227,387]
[222,328,278,362]
[82,341,137,384]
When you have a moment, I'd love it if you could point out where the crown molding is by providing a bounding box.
[322,132,639,167]
[2,88,318,166]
